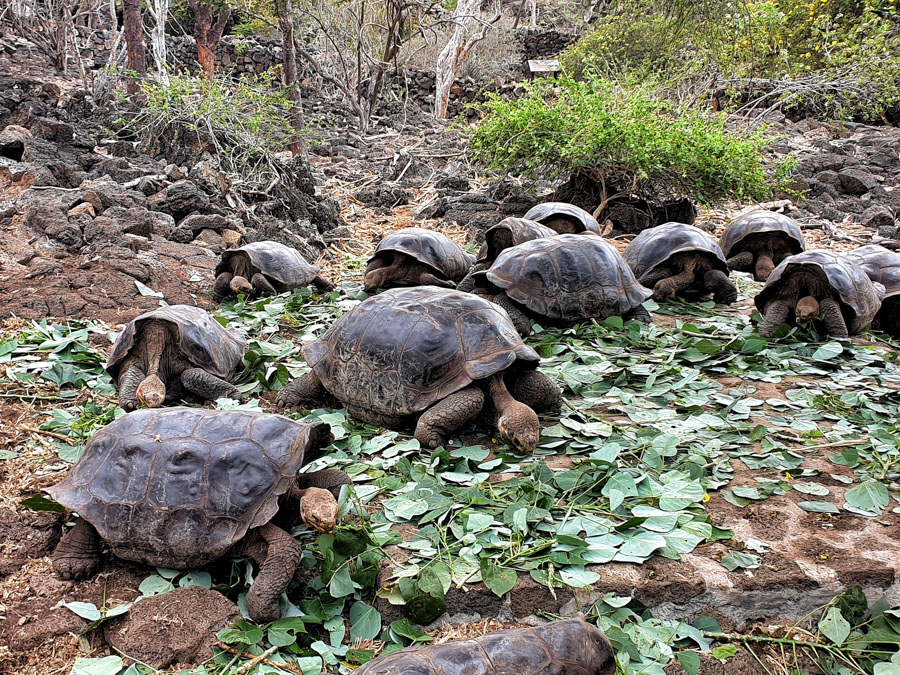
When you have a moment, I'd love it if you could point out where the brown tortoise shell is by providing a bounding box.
[106,305,247,381]
[302,287,538,417]
[524,202,603,234]
[46,408,332,568]
[368,228,475,283]
[215,241,323,290]
[353,619,615,675]
[719,210,806,259]
[477,234,652,322]
[755,250,885,335]
[624,222,729,279]
[474,217,558,266]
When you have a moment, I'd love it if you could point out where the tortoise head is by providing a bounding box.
[796,295,820,321]
[136,374,166,408]
[229,275,253,296]
[497,401,540,454]
[299,487,339,533]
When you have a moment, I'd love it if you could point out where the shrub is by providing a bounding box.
[465,76,786,203]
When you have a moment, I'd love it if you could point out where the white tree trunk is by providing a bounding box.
[434,0,494,119]
[146,0,169,84]
[529,0,537,26]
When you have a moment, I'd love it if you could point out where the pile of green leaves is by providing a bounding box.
[465,77,785,203]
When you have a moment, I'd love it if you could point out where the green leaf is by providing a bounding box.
[844,480,889,516]
[389,618,433,644]
[721,551,759,571]
[21,494,66,512]
[328,566,356,597]
[818,606,851,646]
[133,280,164,298]
[797,501,840,514]
[64,601,101,621]
[480,559,517,597]
[138,575,174,597]
[349,601,382,641]
[0,449,17,459]
[711,644,738,661]
[792,482,829,496]
[812,342,843,360]
[676,651,701,675]
[217,620,264,645]
[71,656,124,675]
[178,571,212,589]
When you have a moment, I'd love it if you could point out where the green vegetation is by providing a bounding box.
[466,77,786,203]
[561,0,900,122]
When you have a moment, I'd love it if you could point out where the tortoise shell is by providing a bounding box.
[755,250,885,334]
[106,305,246,381]
[215,241,322,289]
[353,619,615,675]
[479,234,652,321]
[368,228,475,283]
[524,202,602,234]
[475,217,557,265]
[46,408,332,568]
[848,245,900,300]
[720,210,806,259]
[624,222,728,278]
[303,287,538,417]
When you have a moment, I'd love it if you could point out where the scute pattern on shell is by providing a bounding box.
[353,619,615,675]
[369,227,475,282]
[755,250,885,334]
[302,287,538,417]
[106,305,247,380]
[719,210,806,258]
[216,241,322,288]
[848,245,900,300]
[483,234,652,320]
[46,408,329,568]
[624,222,728,278]
[524,202,602,234]
[475,217,558,264]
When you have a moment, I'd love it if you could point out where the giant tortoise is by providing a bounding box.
[524,202,602,234]
[457,217,557,293]
[755,250,885,338]
[720,210,806,281]
[470,234,653,336]
[363,228,474,292]
[276,287,561,453]
[214,241,334,302]
[847,244,900,336]
[624,222,737,304]
[46,408,350,623]
[107,305,246,411]
[354,619,615,675]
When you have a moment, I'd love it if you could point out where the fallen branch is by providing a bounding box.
[216,642,301,674]
[17,426,75,445]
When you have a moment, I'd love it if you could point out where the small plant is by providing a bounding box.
[466,76,783,203]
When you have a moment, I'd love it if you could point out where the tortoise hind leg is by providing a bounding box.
[492,292,532,336]
[820,298,849,337]
[760,300,790,338]
[726,251,754,273]
[52,518,102,580]
[507,370,562,413]
[213,272,234,302]
[415,386,485,449]
[242,523,301,624]
[250,273,277,297]
[703,269,737,305]
[181,368,242,402]
[622,305,652,324]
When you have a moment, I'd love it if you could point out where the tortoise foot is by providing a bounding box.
[52,518,101,581]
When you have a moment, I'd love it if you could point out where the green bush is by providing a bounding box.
[465,77,785,204]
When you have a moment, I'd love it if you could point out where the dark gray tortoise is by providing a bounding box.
[276,287,561,454]
[354,619,615,675]
[755,250,885,338]
[848,244,900,336]
[624,222,737,304]
[46,408,350,623]
[720,210,806,281]
[107,305,246,411]
[469,234,653,336]
[364,227,475,292]
[214,241,334,302]
[524,201,603,235]
[457,217,557,293]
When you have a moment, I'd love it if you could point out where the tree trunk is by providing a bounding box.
[188,0,231,81]
[274,0,305,157]
[123,0,146,95]
[147,0,170,84]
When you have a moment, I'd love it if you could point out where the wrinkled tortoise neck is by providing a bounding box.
[137,321,169,408]
[489,373,540,454]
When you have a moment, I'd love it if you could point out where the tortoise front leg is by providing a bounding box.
[117,359,145,411]
[637,267,673,290]
[456,264,486,294]
[276,371,332,410]
[622,304,652,324]
[244,523,301,624]
[760,300,791,337]
[507,370,562,413]
[652,269,695,302]
[363,258,393,292]
[492,292,532,336]
[726,251,754,273]
[181,368,242,402]
[250,273,277,297]
[415,269,456,289]
[415,386,485,449]
[52,518,102,581]
[704,269,738,305]
[213,272,234,302]
[820,298,849,337]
